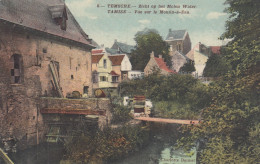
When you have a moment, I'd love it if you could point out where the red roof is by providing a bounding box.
[92,49,103,54]
[92,55,103,63]
[210,46,221,54]
[108,55,125,66]
[110,71,120,76]
[154,57,176,74]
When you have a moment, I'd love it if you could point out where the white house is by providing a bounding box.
[128,70,144,80]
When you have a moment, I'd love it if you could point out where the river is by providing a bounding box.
[5,123,197,164]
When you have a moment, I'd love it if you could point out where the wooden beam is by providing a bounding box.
[0,148,14,164]
[40,108,106,116]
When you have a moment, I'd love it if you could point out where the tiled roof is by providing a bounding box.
[92,49,103,55]
[154,57,176,73]
[210,46,221,54]
[108,55,125,66]
[185,48,195,61]
[115,42,135,54]
[105,48,118,54]
[110,71,119,76]
[166,30,187,41]
[92,55,104,63]
[174,51,190,61]
[0,0,94,48]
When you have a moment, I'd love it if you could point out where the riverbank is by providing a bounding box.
[4,122,196,164]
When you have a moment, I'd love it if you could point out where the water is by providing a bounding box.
[5,124,197,164]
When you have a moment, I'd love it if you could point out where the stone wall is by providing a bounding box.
[0,22,93,150]
[40,97,112,129]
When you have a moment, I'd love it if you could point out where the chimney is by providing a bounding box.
[150,51,154,58]
[169,28,172,32]
[159,55,162,58]
[115,39,117,42]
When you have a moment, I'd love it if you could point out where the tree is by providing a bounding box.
[130,28,172,70]
[179,60,195,74]
[178,0,260,163]
[203,53,230,77]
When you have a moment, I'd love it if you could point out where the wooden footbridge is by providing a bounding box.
[135,117,200,125]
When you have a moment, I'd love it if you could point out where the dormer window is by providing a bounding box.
[49,4,68,31]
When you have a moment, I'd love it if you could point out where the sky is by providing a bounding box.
[66,0,229,48]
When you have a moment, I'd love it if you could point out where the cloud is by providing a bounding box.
[206,12,226,20]
[66,0,97,19]
[138,19,151,25]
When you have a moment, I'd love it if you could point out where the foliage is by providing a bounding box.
[65,125,150,163]
[119,73,212,118]
[178,0,260,162]
[111,104,132,124]
[154,101,198,120]
[203,53,230,77]
[130,28,172,70]
[179,60,196,74]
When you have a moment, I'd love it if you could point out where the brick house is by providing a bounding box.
[0,0,95,150]
[144,52,176,76]
[165,29,191,56]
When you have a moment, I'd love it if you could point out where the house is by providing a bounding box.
[186,43,221,77]
[171,51,191,72]
[128,70,144,80]
[105,40,135,55]
[0,0,95,150]
[108,54,132,87]
[165,29,191,55]
[92,50,113,89]
[144,52,176,76]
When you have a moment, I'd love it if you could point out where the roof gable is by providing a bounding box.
[108,55,125,66]
[166,29,187,41]
[0,0,93,47]
[154,57,176,73]
[92,55,104,63]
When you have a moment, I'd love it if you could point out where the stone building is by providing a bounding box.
[165,29,191,56]
[0,0,95,150]
[144,52,176,76]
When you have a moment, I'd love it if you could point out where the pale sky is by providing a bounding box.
[66,0,229,48]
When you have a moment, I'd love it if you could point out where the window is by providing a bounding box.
[170,45,173,51]
[92,71,98,83]
[112,76,119,83]
[83,86,89,94]
[11,54,22,84]
[100,76,107,82]
[103,59,107,68]
[177,44,181,51]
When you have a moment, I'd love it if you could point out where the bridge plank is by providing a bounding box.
[135,117,199,125]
